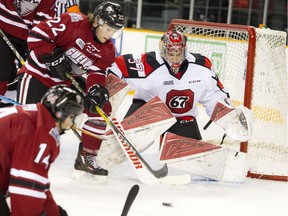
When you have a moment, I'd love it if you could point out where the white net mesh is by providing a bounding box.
[249,28,287,178]
[170,20,288,180]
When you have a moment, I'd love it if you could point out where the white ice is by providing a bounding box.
[49,129,288,216]
[3,91,288,216]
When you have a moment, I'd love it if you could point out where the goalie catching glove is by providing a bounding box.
[84,84,109,114]
[210,100,254,142]
[41,48,72,80]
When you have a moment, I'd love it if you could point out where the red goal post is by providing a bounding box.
[168,19,288,181]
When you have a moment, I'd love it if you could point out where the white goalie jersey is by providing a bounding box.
[108,51,231,119]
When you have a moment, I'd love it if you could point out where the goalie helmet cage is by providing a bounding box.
[168,19,288,181]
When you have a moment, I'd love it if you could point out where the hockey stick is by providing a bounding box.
[0,30,27,87]
[0,29,25,65]
[121,184,139,216]
[0,95,20,105]
[65,73,86,96]
[71,125,107,140]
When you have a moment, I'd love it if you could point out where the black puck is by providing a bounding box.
[162,202,173,207]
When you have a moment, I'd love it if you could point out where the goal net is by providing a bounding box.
[168,19,288,181]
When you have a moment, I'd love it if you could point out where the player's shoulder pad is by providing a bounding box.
[141,51,163,76]
[115,54,143,78]
[189,53,212,69]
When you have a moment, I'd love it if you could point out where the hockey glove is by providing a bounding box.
[41,48,72,80]
[84,84,109,114]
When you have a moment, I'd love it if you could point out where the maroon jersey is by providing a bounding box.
[0,0,56,40]
[18,12,116,89]
[0,104,61,216]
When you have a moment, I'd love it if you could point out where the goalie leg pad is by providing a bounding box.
[166,149,248,183]
[159,132,248,182]
[97,96,176,172]
[96,137,155,171]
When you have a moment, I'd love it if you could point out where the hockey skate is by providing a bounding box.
[72,143,108,183]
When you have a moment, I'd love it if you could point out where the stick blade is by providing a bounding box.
[153,163,168,178]
[121,184,140,216]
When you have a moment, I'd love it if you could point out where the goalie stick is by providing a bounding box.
[121,184,139,216]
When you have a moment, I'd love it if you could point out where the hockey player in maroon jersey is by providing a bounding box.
[0,85,84,216]
[0,0,56,105]
[108,30,231,141]
[16,1,125,177]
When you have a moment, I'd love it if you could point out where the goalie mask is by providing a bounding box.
[94,1,125,30]
[41,85,84,122]
[13,0,42,16]
[159,30,187,74]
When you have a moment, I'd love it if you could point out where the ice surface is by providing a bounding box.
[48,130,288,216]
[3,91,288,215]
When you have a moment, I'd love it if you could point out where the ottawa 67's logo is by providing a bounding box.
[166,89,194,114]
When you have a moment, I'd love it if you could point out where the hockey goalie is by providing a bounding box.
[95,30,254,183]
